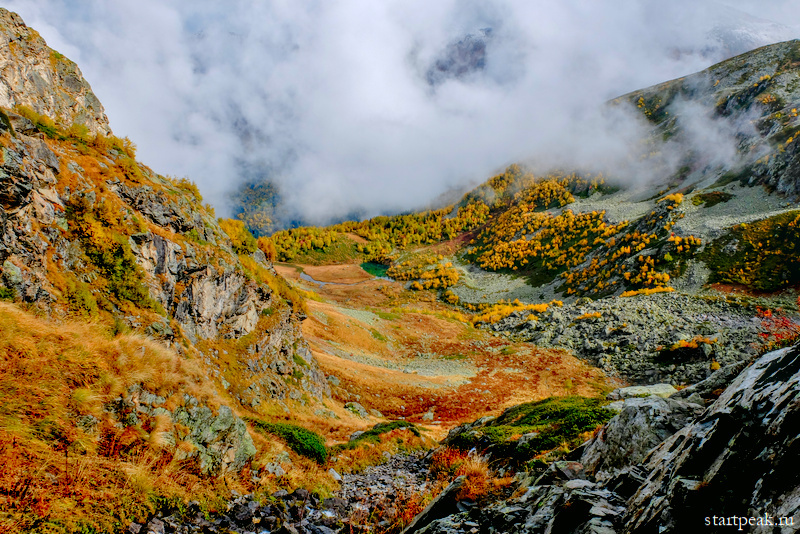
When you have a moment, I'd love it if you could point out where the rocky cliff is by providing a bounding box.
[0,8,110,136]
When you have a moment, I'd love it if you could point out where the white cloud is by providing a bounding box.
[4,0,799,225]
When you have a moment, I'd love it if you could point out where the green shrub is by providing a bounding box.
[0,110,14,136]
[691,191,734,208]
[369,328,387,342]
[247,419,328,464]
[703,211,800,291]
[169,176,203,203]
[14,104,58,138]
[66,122,90,143]
[65,197,161,312]
[0,286,15,301]
[65,278,99,318]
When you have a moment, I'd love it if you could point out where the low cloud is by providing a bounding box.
[5,0,799,226]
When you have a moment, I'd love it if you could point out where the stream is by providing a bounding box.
[300,270,390,287]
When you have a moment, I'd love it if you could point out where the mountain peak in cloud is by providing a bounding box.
[706,3,795,58]
[425,28,492,86]
[660,1,796,63]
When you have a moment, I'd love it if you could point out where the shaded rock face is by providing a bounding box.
[624,344,800,532]
[579,397,704,480]
[426,31,491,87]
[129,232,268,341]
[0,126,62,300]
[0,8,111,135]
[129,230,331,405]
[115,182,205,235]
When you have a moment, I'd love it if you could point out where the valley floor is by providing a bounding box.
[275,262,616,436]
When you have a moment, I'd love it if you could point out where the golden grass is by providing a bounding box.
[0,303,236,533]
[246,430,338,498]
[429,447,516,504]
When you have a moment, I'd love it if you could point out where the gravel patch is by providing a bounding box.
[322,343,478,384]
[486,291,772,385]
[338,307,382,325]
[566,188,656,224]
[451,262,554,304]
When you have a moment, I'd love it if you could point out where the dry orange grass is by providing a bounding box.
[429,447,515,504]
[246,430,338,498]
[0,303,235,533]
[280,261,611,430]
[347,486,436,534]
[300,263,372,284]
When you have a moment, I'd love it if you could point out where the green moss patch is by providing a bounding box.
[332,421,421,452]
[0,286,14,302]
[448,396,613,463]
[369,328,387,342]
[691,191,734,208]
[247,419,328,465]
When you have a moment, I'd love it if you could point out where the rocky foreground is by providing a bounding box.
[421,343,800,533]
[128,453,433,534]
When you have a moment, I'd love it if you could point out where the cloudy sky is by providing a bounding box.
[5,1,800,225]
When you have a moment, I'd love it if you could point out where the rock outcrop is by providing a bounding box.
[0,8,111,135]
[108,385,257,476]
[579,396,704,480]
[624,343,800,532]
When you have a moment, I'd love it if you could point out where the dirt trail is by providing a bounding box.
[276,263,615,432]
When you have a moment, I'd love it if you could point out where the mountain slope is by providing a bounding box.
[1,9,799,534]
[617,38,800,197]
[0,10,376,532]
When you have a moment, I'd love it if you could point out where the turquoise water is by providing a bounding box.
[360,262,390,278]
